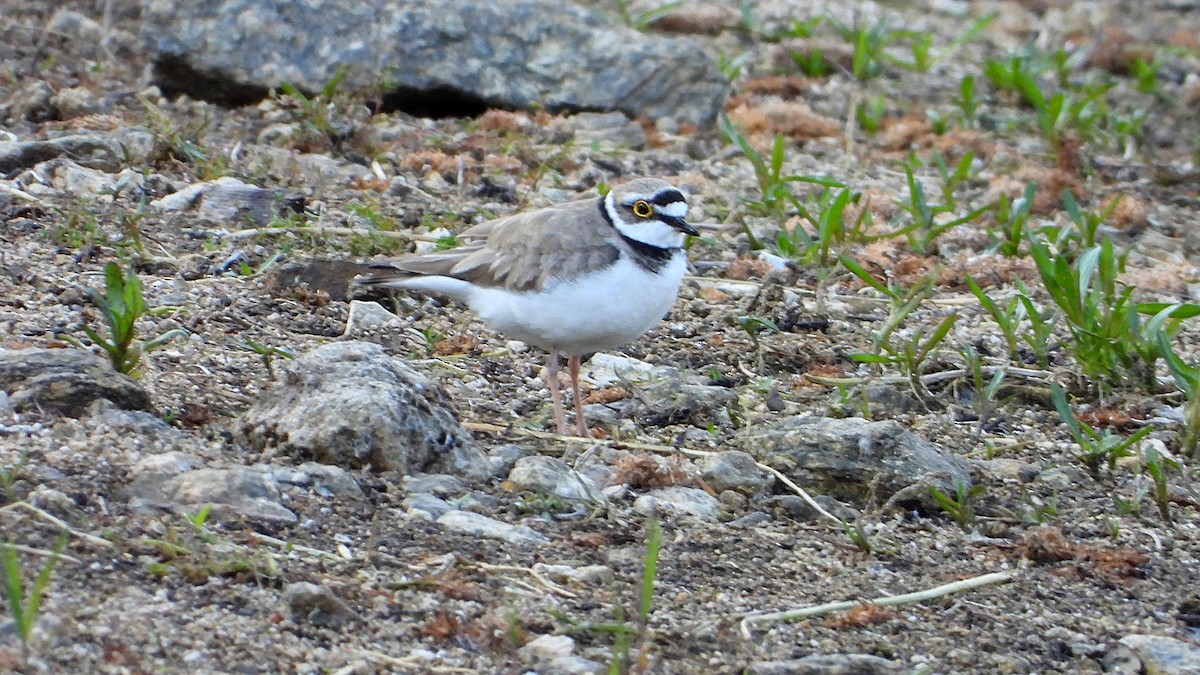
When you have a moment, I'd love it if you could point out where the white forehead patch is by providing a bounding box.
[658,201,688,218]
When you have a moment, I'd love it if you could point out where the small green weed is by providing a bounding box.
[139,96,229,178]
[141,515,279,585]
[962,345,1008,439]
[929,479,984,530]
[824,13,992,79]
[1059,190,1121,250]
[1157,329,1200,457]
[184,505,218,544]
[241,338,295,380]
[989,183,1036,257]
[551,519,663,674]
[756,14,824,41]
[892,155,990,255]
[0,453,30,504]
[347,230,407,257]
[931,151,978,206]
[514,491,575,518]
[771,187,866,267]
[411,325,450,358]
[790,47,832,77]
[720,115,845,222]
[844,261,956,399]
[1,531,68,660]
[114,208,148,254]
[718,50,753,82]
[967,276,1058,369]
[1142,444,1178,524]
[841,519,873,554]
[74,262,187,376]
[966,277,1023,363]
[856,96,887,135]
[826,15,893,80]
[1031,239,1151,389]
[435,234,463,250]
[1113,480,1150,519]
[1014,281,1057,369]
[1052,383,1153,474]
[1130,57,1161,95]
[49,201,104,250]
[952,75,980,128]
[1021,493,1059,524]
[273,66,371,154]
[737,315,780,372]
[982,48,1149,156]
[347,200,400,231]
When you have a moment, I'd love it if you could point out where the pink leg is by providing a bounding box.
[568,354,589,437]
[545,353,568,435]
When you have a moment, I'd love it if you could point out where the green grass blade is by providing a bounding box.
[851,353,896,364]
[103,262,125,317]
[1076,245,1101,304]
[639,519,661,623]
[1158,331,1197,397]
[24,532,68,638]
[123,267,147,319]
[917,314,959,363]
[839,256,895,299]
[142,328,189,353]
[1051,383,1085,445]
[966,275,1002,323]
[0,540,27,634]
[1138,302,1200,319]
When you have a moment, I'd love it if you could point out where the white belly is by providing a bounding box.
[468,254,687,355]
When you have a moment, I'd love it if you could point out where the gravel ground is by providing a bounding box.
[3,0,1200,673]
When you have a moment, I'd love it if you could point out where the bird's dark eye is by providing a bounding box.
[632,200,654,218]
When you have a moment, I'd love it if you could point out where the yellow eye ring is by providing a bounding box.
[632,200,654,218]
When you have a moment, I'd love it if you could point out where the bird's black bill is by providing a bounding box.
[663,215,699,237]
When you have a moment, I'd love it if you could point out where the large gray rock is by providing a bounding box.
[627,375,738,428]
[237,341,489,480]
[436,510,548,545]
[507,455,601,502]
[736,417,973,509]
[0,126,155,171]
[0,348,152,416]
[633,486,721,522]
[125,457,363,524]
[519,634,602,675]
[1108,635,1200,675]
[588,361,736,430]
[154,466,299,525]
[151,176,305,226]
[140,0,729,125]
[282,582,362,628]
[699,450,769,496]
[263,259,370,304]
[0,135,124,173]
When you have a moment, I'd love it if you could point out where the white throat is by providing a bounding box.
[604,193,688,250]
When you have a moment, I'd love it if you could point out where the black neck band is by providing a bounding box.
[597,197,676,273]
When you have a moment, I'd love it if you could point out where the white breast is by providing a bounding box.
[467,252,688,355]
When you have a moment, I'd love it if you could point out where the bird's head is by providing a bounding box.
[604,178,697,249]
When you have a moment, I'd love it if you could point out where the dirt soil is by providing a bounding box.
[3,0,1200,673]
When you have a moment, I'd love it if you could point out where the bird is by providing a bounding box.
[355,177,697,437]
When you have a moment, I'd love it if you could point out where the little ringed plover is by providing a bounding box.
[356,177,696,437]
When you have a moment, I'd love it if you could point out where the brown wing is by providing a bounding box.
[368,198,620,293]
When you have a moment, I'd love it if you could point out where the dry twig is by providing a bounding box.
[464,559,579,599]
[0,501,114,548]
[739,570,1018,639]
